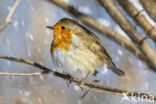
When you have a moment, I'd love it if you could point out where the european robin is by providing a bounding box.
[47,18,125,80]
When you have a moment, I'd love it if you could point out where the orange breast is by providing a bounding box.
[51,27,72,53]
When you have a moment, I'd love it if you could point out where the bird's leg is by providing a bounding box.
[80,89,90,99]
[92,79,101,83]
[77,73,89,91]
[80,72,90,85]
[93,70,98,77]
[66,74,72,87]
[80,78,100,99]
[67,79,72,87]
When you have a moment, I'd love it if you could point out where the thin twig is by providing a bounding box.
[0,72,42,76]
[0,0,20,32]
[79,84,116,94]
[0,54,156,100]
[0,54,53,73]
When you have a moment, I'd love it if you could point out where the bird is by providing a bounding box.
[47,18,125,81]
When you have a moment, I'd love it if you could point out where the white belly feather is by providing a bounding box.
[51,34,102,78]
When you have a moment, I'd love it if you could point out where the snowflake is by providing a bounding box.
[45,17,50,24]
[74,85,80,91]
[24,91,31,97]
[138,61,142,66]
[78,6,91,14]
[13,20,18,30]
[101,64,108,75]
[97,18,110,27]
[62,0,69,3]
[117,49,123,56]
[46,29,50,35]
[25,32,34,41]
[40,75,44,81]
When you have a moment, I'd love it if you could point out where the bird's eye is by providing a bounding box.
[61,26,65,30]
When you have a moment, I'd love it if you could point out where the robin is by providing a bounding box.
[47,18,125,81]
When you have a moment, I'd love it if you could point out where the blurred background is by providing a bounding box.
[0,0,156,104]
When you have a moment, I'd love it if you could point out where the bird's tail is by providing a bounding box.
[107,62,125,76]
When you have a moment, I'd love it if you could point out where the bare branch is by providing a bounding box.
[0,54,53,73]
[0,0,20,32]
[140,0,156,23]
[118,0,156,43]
[97,0,156,71]
[0,54,156,100]
[79,85,156,100]
[0,72,42,76]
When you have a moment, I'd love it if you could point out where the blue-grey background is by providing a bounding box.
[0,0,156,104]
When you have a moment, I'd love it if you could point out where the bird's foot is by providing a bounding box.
[92,79,101,83]
[79,79,100,99]
[66,74,72,87]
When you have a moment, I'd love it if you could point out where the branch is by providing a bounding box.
[97,0,156,71]
[0,0,20,32]
[0,72,42,76]
[79,85,156,100]
[47,0,156,71]
[0,54,156,100]
[140,0,156,23]
[118,0,156,43]
[0,54,53,73]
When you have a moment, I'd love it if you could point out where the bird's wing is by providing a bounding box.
[78,31,112,62]
[77,29,125,76]
[80,33,125,76]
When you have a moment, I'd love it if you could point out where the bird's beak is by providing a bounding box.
[46,26,54,30]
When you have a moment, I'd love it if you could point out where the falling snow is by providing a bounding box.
[62,0,69,3]
[0,1,155,104]
[24,91,31,97]
[39,75,44,81]
[61,89,65,94]
[101,65,108,75]
[117,49,123,56]
[13,20,18,30]
[94,96,97,101]
[46,29,50,35]
[18,89,24,95]
[78,6,91,14]
[74,85,80,91]
[97,18,111,27]
[138,61,143,66]
[45,17,50,24]
[114,25,129,39]
[145,83,149,89]
[25,32,34,41]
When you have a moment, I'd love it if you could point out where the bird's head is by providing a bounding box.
[47,18,80,52]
